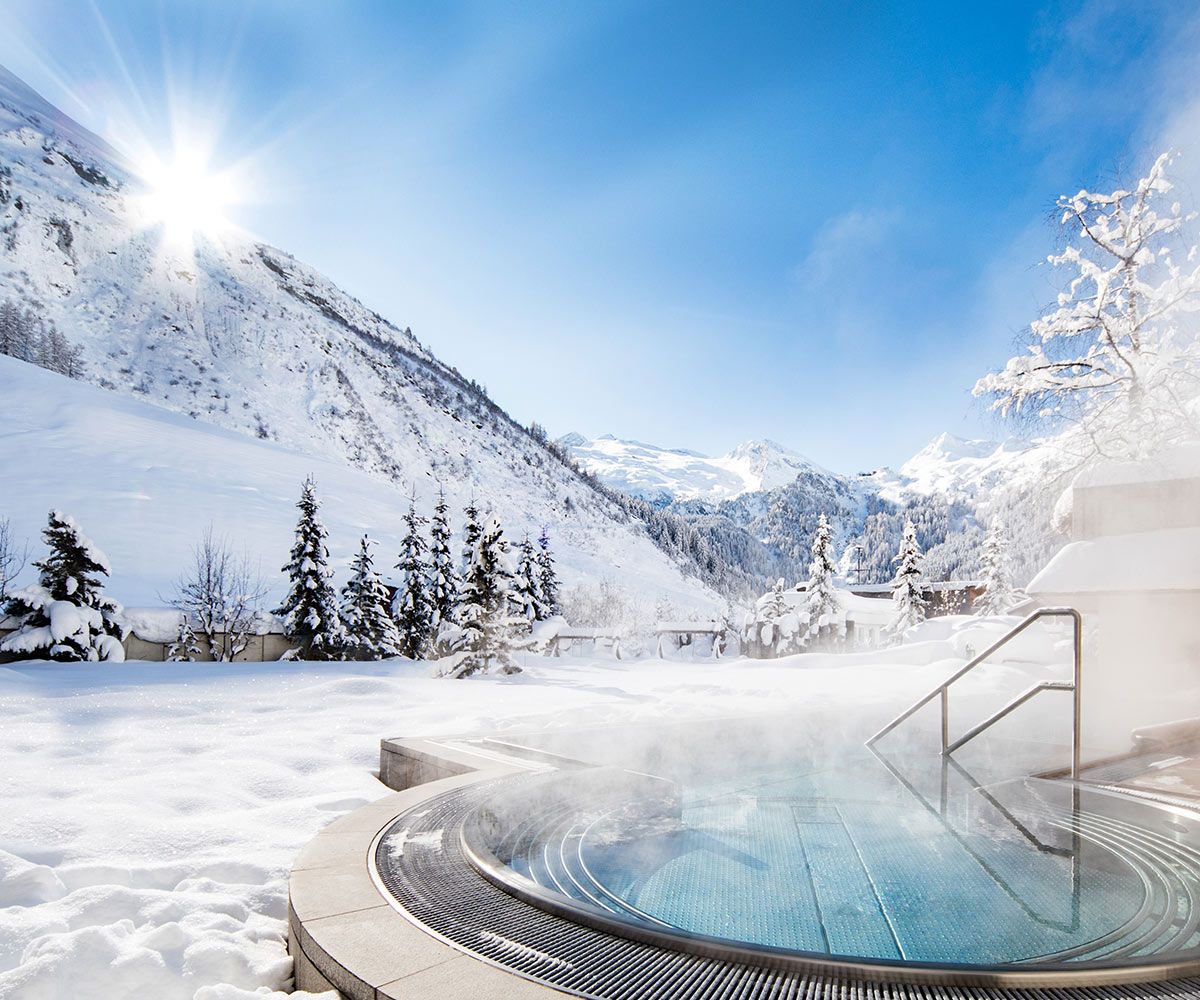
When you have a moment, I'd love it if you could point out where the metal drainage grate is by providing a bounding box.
[372,778,1200,1000]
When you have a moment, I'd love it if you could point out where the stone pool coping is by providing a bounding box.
[288,738,559,999]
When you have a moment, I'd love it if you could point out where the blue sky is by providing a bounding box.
[3,1,1200,470]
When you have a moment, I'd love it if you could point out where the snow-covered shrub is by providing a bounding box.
[742,578,803,657]
[0,510,126,661]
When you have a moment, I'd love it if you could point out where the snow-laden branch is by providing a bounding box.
[974,151,1200,460]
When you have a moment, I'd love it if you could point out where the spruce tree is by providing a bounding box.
[0,511,126,661]
[977,519,1017,616]
[805,513,838,644]
[461,497,482,575]
[276,477,345,660]
[887,519,927,642]
[394,497,433,659]
[535,526,560,618]
[441,516,529,677]
[341,535,402,659]
[428,489,459,637]
[514,534,542,623]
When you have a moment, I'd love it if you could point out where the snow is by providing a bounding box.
[0,649,1059,998]
[1027,527,1200,595]
[874,432,1044,504]
[560,434,828,504]
[0,356,719,614]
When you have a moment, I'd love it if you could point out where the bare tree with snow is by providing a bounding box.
[974,152,1200,462]
[0,516,28,602]
[169,527,268,662]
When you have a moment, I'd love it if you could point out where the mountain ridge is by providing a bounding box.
[0,65,733,608]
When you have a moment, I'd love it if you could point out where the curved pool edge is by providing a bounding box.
[292,736,1200,999]
[451,770,1200,989]
[288,740,559,999]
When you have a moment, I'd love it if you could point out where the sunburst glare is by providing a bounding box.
[133,141,242,249]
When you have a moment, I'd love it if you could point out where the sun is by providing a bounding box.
[135,143,239,247]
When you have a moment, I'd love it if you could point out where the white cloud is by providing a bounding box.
[796,206,902,288]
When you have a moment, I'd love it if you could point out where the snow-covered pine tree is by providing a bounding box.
[341,534,402,659]
[805,513,839,644]
[973,152,1200,462]
[428,489,459,637]
[514,534,542,623]
[535,525,560,618]
[461,497,482,575]
[393,497,433,660]
[0,511,126,661]
[167,616,201,662]
[440,516,530,677]
[745,578,800,658]
[976,519,1018,616]
[275,477,345,660]
[887,519,927,642]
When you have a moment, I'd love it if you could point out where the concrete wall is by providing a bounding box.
[1036,589,1200,757]
[1073,477,1200,541]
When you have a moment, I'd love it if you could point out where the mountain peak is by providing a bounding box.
[912,431,1001,463]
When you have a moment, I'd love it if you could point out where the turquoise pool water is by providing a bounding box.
[494,737,1200,967]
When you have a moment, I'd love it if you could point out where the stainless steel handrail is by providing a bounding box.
[866,607,1083,779]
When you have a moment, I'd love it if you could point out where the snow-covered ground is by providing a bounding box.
[0,647,1070,1000]
[0,355,718,612]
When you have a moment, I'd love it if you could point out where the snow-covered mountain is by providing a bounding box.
[564,427,1063,588]
[0,66,723,609]
[561,434,829,505]
[873,432,1038,504]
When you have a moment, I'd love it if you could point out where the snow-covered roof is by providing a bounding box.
[850,580,982,595]
[755,586,892,627]
[656,620,723,632]
[1027,526,1200,596]
[1073,444,1200,489]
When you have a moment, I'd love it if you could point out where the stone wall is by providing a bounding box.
[0,625,296,663]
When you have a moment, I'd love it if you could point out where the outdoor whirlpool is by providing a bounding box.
[370,721,1200,990]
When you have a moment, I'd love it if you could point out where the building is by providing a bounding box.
[743,582,893,657]
[1026,444,1200,756]
[848,580,986,615]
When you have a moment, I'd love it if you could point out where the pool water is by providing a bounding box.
[490,736,1200,967]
